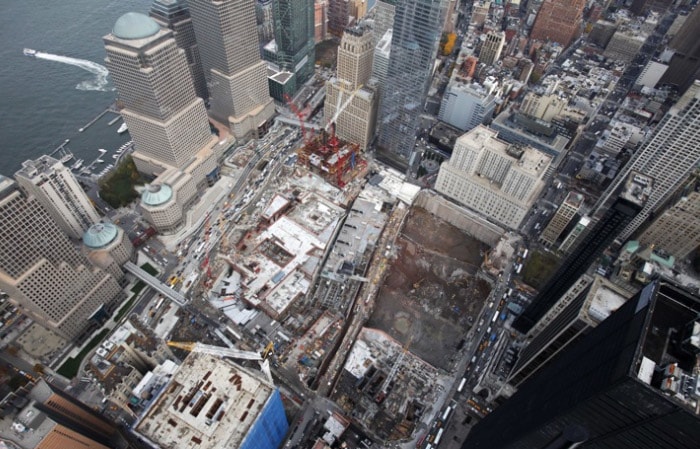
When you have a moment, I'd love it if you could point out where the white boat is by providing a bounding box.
[71,159,84,171]
[112,154,119,159]
[98,148,107,153]
[117,123,128,134]
[60,153,73,164]
[23,48,37,57]
[96,159,104,164]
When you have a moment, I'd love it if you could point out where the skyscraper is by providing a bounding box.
[438,80,497,132]
[324,25,378,150]
[188,0,275,139]
[661,6,700,94]
[149,0,209,101]
[15,155,100,240]
[104,12,214,174]
[135,352,288,449]
[630,0,674,16]
[0,379,128,449]
[0,176,121,340]
[463,280,700,449]
[639,180,700,261]
[529,0,585,49]
[435,126,550,229]
[594,80,700,243]
[479,31,505,66]
[328,0,350,36]
[372,0,396,45]
[506,274,631,389]
[539,191,584,247]
[513,172,652,334]
[265,0,316,100]
[377,0,447,167]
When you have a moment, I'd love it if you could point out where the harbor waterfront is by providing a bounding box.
[0,0,143,176]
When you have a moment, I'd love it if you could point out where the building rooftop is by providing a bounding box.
[135,352,274,449]
[375,29,393,55]
[142,183,173,206]
[113,12,161,40]
[620,171,653,207]
[633,282,700,416]
[83,223,119,249]
[584,276,629,323]
[563,192,585,209]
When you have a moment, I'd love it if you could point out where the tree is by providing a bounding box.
[443,33,457,56]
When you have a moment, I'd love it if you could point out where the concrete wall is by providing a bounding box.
[414,190,504,246]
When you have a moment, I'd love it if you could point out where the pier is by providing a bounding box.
[78,107,112,132]
[49,139,70,157]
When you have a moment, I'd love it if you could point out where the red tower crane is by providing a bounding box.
[284,94,307,143]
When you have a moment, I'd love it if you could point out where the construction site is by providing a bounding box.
[368,207,492,369]
[329,208,492,441]
[286,94,369,189]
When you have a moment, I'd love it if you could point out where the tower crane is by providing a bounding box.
[167,341,275,384]
[375,335,411,404]
[284,94,309,144]
[326,83,363,186]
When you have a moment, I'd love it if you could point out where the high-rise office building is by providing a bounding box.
[256,0,276,44]
[438,80,498,132]
[507,274,631,389]
[149,0,209,101]
[371,28,392,92]
[15,155,100,240]
[594,80,700,243]
[328,0,350,36]
[188,0,275,139]
[529,0,585,49]
[603,29,647,64]
[463,280,700,449]
[630,0,674,16]
[135,352,288,449]
[325,25,378,150]
[104,12,214,174]
[479,31,505,66]
[372,0,396,45]
[513,172,652,334]
[377,0,447,166]
[0,176,121,341]
[539,192,584,247]
[639,186,700,261]
[0,379,132,449]
[661,6,700,94]
[435,126,550,229]
[265,0,316,100]
[558,215,591,254]
[314,0,328,42]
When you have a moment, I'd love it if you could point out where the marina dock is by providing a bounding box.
[78,107,116,132]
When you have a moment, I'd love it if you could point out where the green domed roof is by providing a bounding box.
[83,223,119,249]
[113,12,161,40]
[142,184,173,206]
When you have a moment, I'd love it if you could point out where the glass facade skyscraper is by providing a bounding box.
[376,0,446,166]
[267,0,315,97]
[464,281,700,449]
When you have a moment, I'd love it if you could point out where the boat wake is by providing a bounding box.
[30,50,113,92]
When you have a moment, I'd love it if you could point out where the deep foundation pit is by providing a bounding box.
[368,207,492,370]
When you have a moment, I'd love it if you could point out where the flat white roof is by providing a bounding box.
[136,352,273,449]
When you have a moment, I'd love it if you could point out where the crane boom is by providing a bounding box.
[328,84,363,130]
[167,341,263,361]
